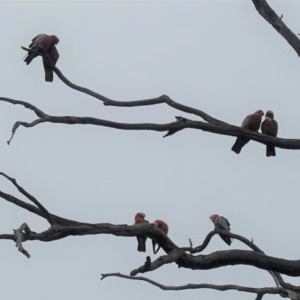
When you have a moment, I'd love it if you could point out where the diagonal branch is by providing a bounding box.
[0,97,48,118]
[0,188,91,226]
[252,0,300,57]
[19,46,230,124]
[0,172,54,225]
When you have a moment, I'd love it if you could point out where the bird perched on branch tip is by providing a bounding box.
[209,214,232,246]
[24,34,59,82]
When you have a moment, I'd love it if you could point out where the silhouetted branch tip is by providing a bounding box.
[14,223,31,258]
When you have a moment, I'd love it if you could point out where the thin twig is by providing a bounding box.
[0,172,54,224]
[100,272,285,296]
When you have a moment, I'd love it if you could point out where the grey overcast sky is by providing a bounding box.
[1,1,300,299]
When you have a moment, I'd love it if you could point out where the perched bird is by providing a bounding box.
[209,214,232,246]
[261,110,278,157]
[231,110,264,154]
[24,34,60,82]
[134,212,149,252]
[152,219,169,254]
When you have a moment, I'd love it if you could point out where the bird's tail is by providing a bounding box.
[45,69,54,82]
[231,142,242,154]
[137,236,146,252]
[152,239,160,254]
[220,235,232,246]
[24,53,38,65]
[266,145,276,157]
[231,137,249,154]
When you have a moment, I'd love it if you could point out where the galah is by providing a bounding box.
[134,212,149,252]
[24,34,60,82]
[231,110,264,154]
[261,110,278,157]
[209,214,232,246]
[152,219,169,254]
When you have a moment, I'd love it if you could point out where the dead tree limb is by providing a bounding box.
[100,272,286,297]
[252,0,300,57]
[1,173,300,282]
[1,96,300,150]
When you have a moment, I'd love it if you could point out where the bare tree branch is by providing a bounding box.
[100,272,286,297]
[130,250,181,276]
[0,187,91,226]
[1,172,300,281]
[2,96,300,150]
[0,171,299,299]
[20,46,225,125]
[252,0,300,57]
[0,172,54,224]
[0,97,48,118]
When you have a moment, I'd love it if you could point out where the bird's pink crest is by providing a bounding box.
[153,219,169,234]
[134,212,146,223]
[254,110,264,117]
[265,110,274,118]
[209,214,219,224]
[50,35,59,44]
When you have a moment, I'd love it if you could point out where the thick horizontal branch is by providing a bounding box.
[252,0,300,57]
[2,218,300,277]
[177,249,300,277]
[1,173,300,280]
[101,272,286,296]
[3,106,300,150]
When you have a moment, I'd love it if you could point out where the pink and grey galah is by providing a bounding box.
[231,110,264,154]
[152,219,169,254]
[261,110,278,157]
[24,34,59,82]
[209,214,232,246]
[134,212,149,252]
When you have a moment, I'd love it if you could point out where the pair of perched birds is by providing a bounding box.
[134,212,169,253]
[135,212,232,253]
[24,34,59,82]
[231,110,278,157]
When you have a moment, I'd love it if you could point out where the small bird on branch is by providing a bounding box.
[209,214,232,246]
[134,212,149,252]
[24,34,59,82]
[261,110,278,157]
[231,110,264,154]
[152,219,169,254]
